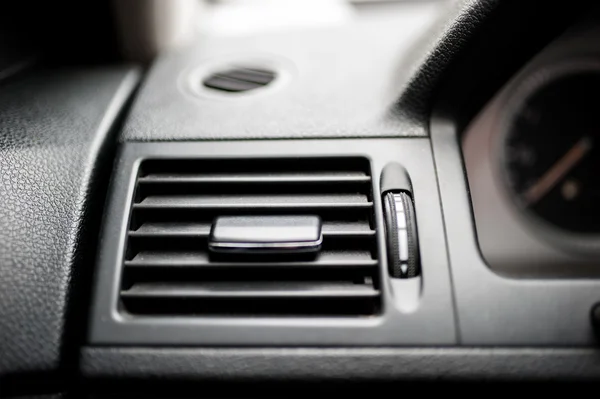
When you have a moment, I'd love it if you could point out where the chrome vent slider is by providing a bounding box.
[209,215,323,254]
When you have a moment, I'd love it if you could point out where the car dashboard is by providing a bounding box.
[1,0,600,397]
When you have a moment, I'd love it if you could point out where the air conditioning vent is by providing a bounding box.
[202,67,276,93]
[120,158,381,317]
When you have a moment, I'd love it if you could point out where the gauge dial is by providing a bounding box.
[504,71,600,233]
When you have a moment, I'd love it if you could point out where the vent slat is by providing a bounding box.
[120,157,380,317]
[121,283,379,299]
[131,221,374,237]
[125,258,377,269]
[129,229,375,239]
[134,202,374,211]
[128,231,376,239]
[122,266,376,284]
[121,297,378,316]
[137,194,369,207]
[138,173,370,184]
[129,249,374,264]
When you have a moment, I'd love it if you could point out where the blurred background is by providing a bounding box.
[0,0,452,78]
[113,0,453,62]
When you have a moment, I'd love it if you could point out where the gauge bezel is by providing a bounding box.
[496,59,600,255]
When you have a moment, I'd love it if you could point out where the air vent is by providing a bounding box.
[120,158,381,317]
[202,67,276,93]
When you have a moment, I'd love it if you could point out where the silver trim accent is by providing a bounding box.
[398,229,409,261]
[208,235,323,254]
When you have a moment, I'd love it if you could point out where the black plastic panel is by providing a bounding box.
[431,103,600,346]
[0,67,139,379]
[89,139,456,346]
[81,346,600,381]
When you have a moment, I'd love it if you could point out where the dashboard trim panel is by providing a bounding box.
[462,26,600,276]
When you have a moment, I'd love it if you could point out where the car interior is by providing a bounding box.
[2,0,600,396]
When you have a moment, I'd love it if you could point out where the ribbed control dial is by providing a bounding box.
[383,192,420,278]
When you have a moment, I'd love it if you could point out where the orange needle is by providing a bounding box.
[523,136,592,205]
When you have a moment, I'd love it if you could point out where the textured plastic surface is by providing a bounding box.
[120,1,455,142]
[89,139,456,345]
[0,67,139,377]
[81,346,600,381]
[424,0,596,137]
[120,0,587,143]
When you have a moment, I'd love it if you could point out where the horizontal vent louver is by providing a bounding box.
[202,67,276,93]
[120,158,381,317]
